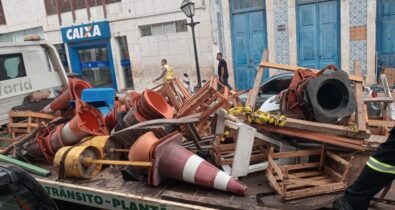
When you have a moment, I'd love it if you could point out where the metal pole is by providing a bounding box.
[189,16,202,88]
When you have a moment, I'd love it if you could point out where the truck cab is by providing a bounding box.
[0,38,68,125]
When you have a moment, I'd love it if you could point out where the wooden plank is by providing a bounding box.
[284,176,334,187]
[324,166,343,182]
[285,118,369,139]
[259,61,363,83]
[364,97,393,103]
[326,151,350,167]
[257,126,365,150]
[280,162,320,171]
[271,149,322,159]
[284,182,346,201]
[9,111,56,120]
[246,49,269,109]
[354,60,367,132]
[368,120,395,128]
[269,157,284,181]
[287,171,323,179]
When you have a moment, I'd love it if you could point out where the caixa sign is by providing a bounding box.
[61,21,111,43]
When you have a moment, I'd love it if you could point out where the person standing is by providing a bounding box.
[216,53,232,89]
[153,59,174,83]
[333,127,395,210]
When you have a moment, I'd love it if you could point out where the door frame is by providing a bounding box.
[296,0,341,69]
[67,39,118,90]
[229,0,268,90]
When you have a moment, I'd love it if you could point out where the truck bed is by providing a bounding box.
[28,163,366,210]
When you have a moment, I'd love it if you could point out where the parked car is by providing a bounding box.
[239,73,294,108]
[0,162,58,210]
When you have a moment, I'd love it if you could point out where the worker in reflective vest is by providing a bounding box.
[334,127,395,210]
[153,59,174,83]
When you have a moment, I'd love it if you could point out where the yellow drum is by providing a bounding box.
[54,146,102,179]
[80,136,122,160]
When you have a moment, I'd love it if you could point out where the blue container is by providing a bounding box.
[81,88,115,115]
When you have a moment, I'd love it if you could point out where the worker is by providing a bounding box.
[216,52,232,89]
[334,127,395,210]
[153,59,174,83]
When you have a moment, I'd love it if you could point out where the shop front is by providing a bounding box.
[61,21,117,89]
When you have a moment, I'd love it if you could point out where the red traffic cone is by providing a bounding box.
[42,78,91,113]
[149,133,247,195]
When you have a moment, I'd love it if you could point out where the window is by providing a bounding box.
[0,54,26,81]
[232,0,264,10]
[54,44,69,72]
[0,0,6,25]
[44,0,121,15]
[139,20,187,37]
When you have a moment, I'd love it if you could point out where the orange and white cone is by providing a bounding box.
[38,100,109,162]
[42,78,91,113]
[149,133,247,195]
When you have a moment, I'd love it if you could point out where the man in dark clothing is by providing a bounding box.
[333,127,395,210]
[216,52,232,89]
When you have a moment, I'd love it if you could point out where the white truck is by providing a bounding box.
[0,37,68,125]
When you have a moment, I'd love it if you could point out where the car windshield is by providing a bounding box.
[0,184,42,210]
[260,76,292,94]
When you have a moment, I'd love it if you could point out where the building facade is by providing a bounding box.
[0,0,394,91]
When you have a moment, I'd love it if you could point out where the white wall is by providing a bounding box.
[0,0,45,34]
[41,0,215,91]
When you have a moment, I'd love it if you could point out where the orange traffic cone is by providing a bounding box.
[128,131,159,163]
[42,78,91,113]
[149,133,247,195]
[38,100,109,162]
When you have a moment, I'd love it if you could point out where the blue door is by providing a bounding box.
[377,0,395,76]
[231,0,267,90]
[297,0,340,69]
[68,40,118,89]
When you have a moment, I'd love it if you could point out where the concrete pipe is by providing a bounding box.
[305,69,356,123]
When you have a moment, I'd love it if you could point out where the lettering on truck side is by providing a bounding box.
[0,79,32,97]
[44,186,167,210]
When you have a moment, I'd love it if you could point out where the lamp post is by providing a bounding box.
[180,0,202,88]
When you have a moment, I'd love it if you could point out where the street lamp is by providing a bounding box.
[180,0,202,88]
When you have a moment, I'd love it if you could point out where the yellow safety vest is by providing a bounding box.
[163,64,174,81]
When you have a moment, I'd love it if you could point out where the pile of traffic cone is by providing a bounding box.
[42,78,91,113]
[122,90,174,127]
[128,132,247,195]
[38,99,109,162]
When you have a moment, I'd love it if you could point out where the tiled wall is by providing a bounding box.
[349,0,368,74]
[274,0,290,64]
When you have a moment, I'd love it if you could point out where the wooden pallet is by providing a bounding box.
[177,77,236,134]
[210,135,268,166]
[159,78,191,111]
[266,146,352,201]
[8,111,57,140]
